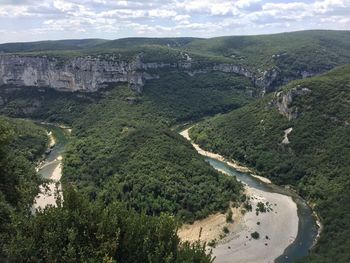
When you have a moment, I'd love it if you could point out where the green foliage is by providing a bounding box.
[0,117,214,262]
[4,186,213,263]
[0,39,108,53]
[256,202,266,213]
[61,86,243,222]
[191,65,350,261]
[185,30,350,81]
[0,70,247,224]
[0,85,100,124]
[251,232,260,239]
[226,209,233,223]
[0,117,47,257]
[143,72,254,122]
[0,117,45,206]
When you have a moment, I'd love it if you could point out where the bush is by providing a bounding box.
[251,231,260,239]
[223,226,230,234]
[226,210,233,223]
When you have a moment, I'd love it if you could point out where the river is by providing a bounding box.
[32,123,70,210]
[33,123,317,262]
[179,128,318,263]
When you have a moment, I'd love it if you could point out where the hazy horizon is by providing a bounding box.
[1,28,349,45]
[0,0,349,44]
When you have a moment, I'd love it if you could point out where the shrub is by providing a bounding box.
[251,231,260,239]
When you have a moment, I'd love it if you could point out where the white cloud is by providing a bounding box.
[0,0,349,42]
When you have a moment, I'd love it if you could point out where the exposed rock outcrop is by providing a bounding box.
[0,55,162,92]
[275,85,311,120]
[282,127,293,144]
[0,54,282,93]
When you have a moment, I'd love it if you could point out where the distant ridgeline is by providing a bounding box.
[190,66,350,262]
[0,30,350,94]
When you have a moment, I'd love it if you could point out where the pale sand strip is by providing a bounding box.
[33,156,63,210]
[180,128,271,184]
[179,206,243,244]
[48,131,56,148]
[212,185,298,263]
[179,127,298,263]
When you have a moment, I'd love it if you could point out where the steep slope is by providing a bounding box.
[190,66,350,262]
[0,118,46,258]
[0,118,47,207]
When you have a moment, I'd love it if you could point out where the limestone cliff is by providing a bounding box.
[275,85,311,120]
[0,54,289,93]
[0,55,159,92]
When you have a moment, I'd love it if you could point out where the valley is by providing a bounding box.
[0,30,349,262]
[180,127,317,263]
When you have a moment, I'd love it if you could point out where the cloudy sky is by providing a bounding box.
[0,0,349,43]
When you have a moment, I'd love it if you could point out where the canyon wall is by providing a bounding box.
[0,54,317,93]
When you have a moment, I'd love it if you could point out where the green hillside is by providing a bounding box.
[185,30,350,88]
[93,37,199,50]
[0,39,108,53]
[190,65,350,262]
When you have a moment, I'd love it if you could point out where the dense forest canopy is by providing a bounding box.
[0,117,215,262]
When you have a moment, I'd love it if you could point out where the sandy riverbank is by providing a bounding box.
[179,205,243,244]
[212,185,298,263]
[179,127,298,263]
[180,128,271,184]
[48,131,56,148]
[33,156,63,210]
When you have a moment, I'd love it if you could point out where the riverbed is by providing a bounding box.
[33,124,70,210]
[179,128,318,263]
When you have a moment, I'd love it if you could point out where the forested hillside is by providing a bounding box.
[190,66,350,262]
[0,118,46,257]
[0,118,214,262]
[0,70,247,261]
[185,30,350,72]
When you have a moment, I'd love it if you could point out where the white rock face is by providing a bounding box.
[282,127,293,144]
[0,55,160,92]
[275,85,311,120]
[0,54,282,93]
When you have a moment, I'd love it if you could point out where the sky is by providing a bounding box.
[0,0,349,43]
